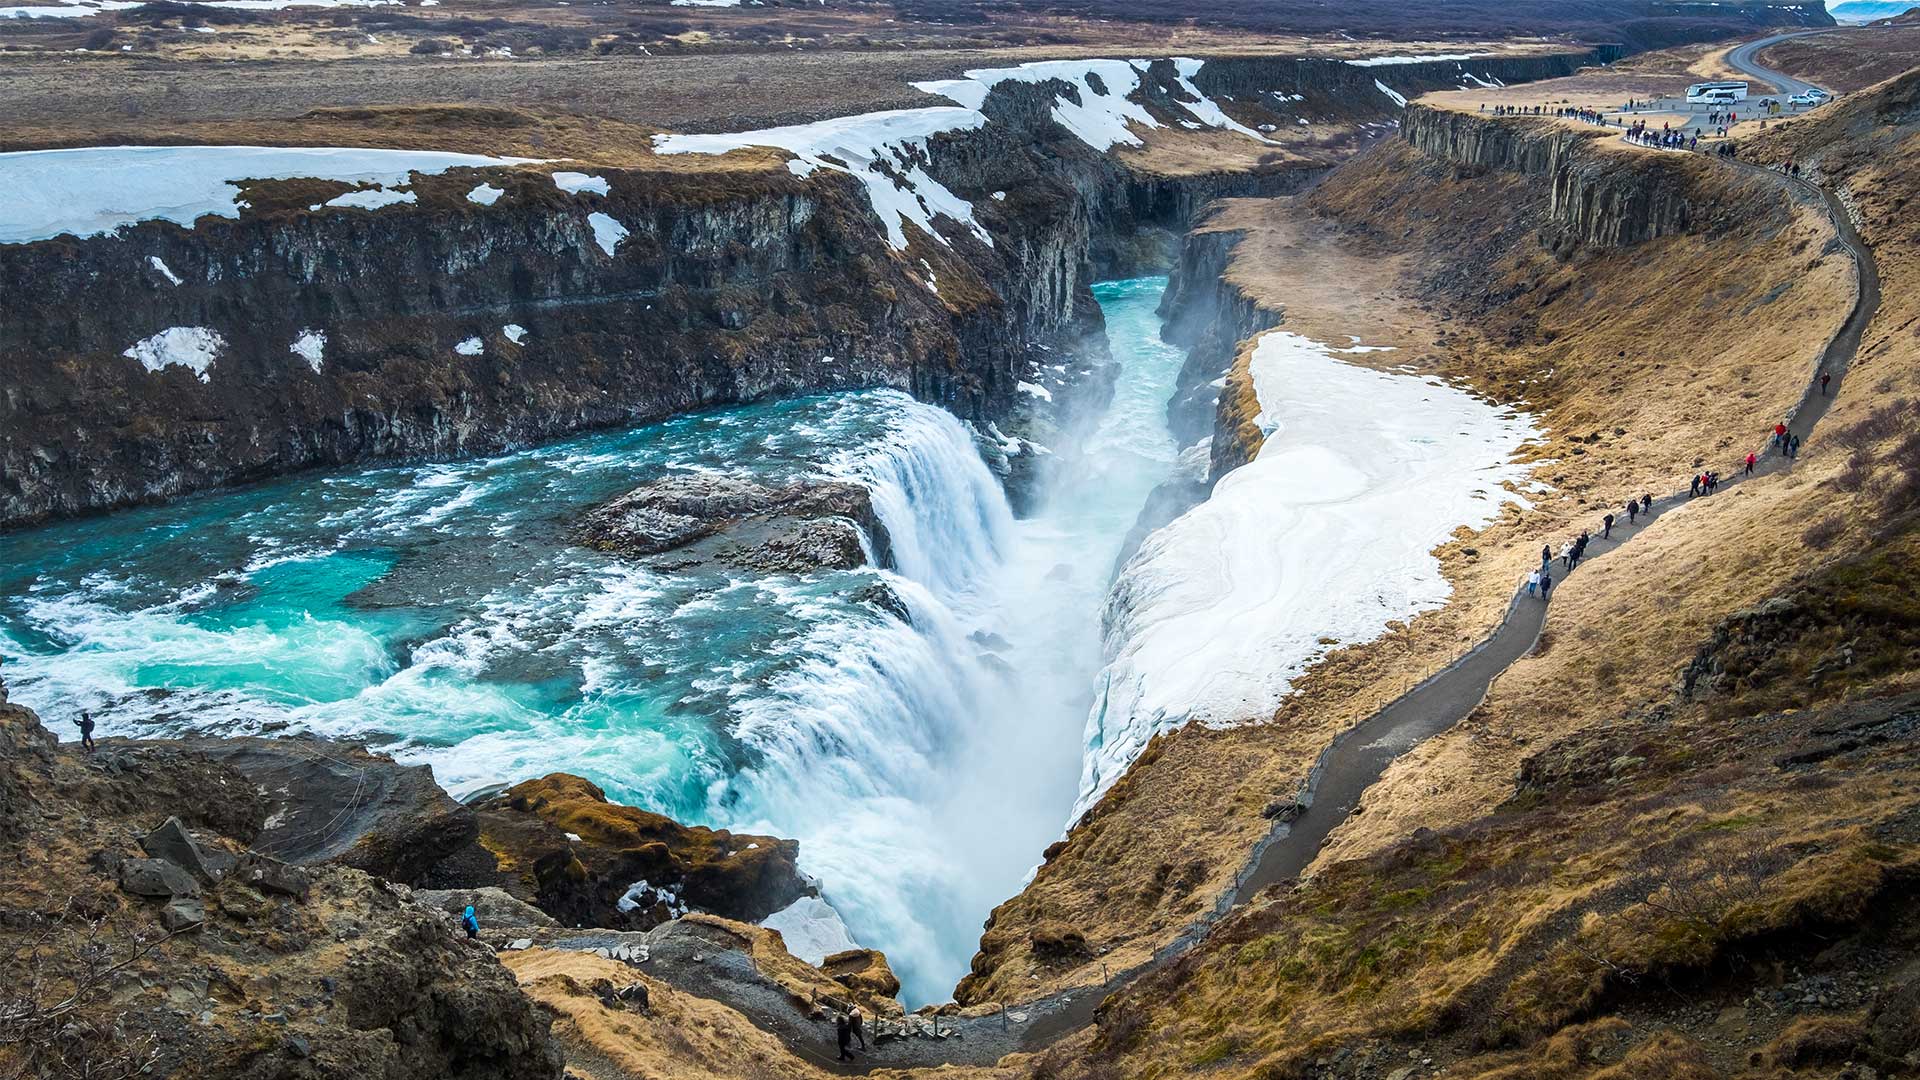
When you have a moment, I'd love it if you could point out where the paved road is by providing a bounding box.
[638,102,1884,1073]
[1723,30,1832,97]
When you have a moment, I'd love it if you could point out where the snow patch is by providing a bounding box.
[123,326,224,381]
[466,182,505,206]
[552,171,609,196]
[616,880,687,917]
[586,211,627,256]
[147,255,182,285]
[1374,80,1409,108]
[1016,380,1053,402]
[0,145,538,245]
[1345,53,1481,67]
[759,896,859,965]
[454,336,483,356]
[654,108,990,252]
[1078,331,1537,817]
[322,186,416,211]
[290,328,326,373]
[502,323,528,345]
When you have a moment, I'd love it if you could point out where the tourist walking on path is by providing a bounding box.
[836,1014,856,1061]
[1626,498,1639,525]
[1560,541,1574,570]
[1603,513,1615,539]
[1540,570,1554,600]
[1527,570,1540,598]
[1641,494,1652,516]
[1773,421,1788,448]
[1745,451,1757,476]
[1690,474,1702,498]
[850,1006,867,1051]
[76,710,96,753]
[1541,544,1553,573]
[1821,371,1831,395]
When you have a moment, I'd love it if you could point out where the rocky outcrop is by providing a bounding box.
[1399,105,1759,248]
[161,733,478,886]
[446,773,811,932]
[577,474,892,573]
[1158,220,1283,452]
[0,686,562,1080]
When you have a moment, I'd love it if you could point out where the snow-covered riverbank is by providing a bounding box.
[1078,331,1538,816]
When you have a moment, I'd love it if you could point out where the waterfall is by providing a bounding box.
[722,393,1027,1004]
[827,397,1014,604]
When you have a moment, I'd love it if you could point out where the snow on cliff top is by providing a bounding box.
[655,58,1268,251]
[2,0,394,17]
[1076,331,1537,817]
[653,107,991,251]
[1345,53,1484,66]
[0,145,537,244]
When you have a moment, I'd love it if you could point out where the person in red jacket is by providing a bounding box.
[1745,451,1757,476]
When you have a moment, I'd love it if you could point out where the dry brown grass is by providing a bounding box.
[506,948,833,1080]
[960,119,1853,1007]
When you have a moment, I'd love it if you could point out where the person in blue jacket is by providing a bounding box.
[462,905,480,940]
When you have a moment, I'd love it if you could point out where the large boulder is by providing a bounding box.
[415,886,559,929]
[164,735,477,886]
[577,475,892,573]
[822,948,902,998]
[446,773,811,932]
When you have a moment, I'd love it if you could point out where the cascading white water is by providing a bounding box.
[0,281,1188,1009]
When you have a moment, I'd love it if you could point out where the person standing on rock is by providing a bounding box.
[462,905,480,941]
[849,1005,867,1050]
[76,710,96,753]
[835,1013,855,1061]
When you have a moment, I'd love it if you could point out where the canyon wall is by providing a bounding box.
[0,50,1607,529]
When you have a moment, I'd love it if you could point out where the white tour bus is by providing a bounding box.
[1686,80,1750,103]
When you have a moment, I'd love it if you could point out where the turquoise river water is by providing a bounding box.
[0,277,1186,1003]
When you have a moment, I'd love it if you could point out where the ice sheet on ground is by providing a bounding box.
[454,337,483,356]
[0,145,538,244]
[502,324,528,345]
[1375,80,1410,107]
[466,183,505,206]
[1077,331,1537,817]
[760,895,860,965]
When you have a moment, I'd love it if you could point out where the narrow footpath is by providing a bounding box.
[643,55,1883,1070]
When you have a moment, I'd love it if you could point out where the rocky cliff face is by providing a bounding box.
[0,682,563,1080]
[1399,104,1735,248]
[0,50,1616,529]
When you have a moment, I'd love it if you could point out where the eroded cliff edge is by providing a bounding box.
[0,49,1615,528]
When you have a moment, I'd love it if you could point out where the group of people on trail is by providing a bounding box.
[1690,470,1722,497]
[1772,420,1803,459]
[1625,121,1696,150]
[1526,494,1653,601]
[835,1006,868,1061]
